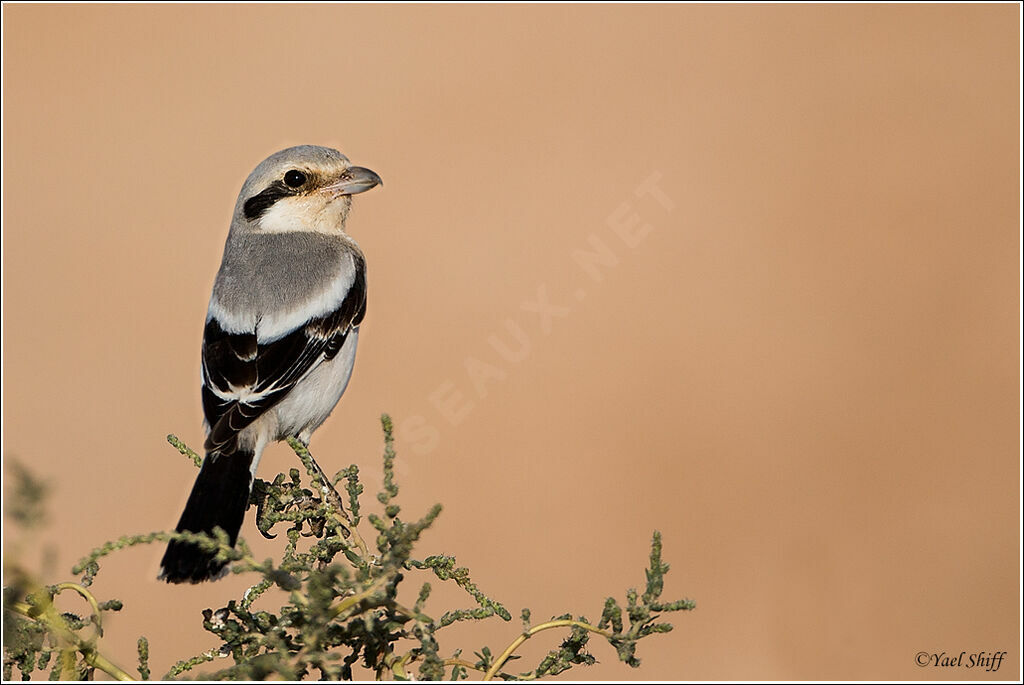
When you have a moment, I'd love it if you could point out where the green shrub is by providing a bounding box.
[3,415,694,680]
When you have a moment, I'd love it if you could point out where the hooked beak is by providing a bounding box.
[325,166,383,196]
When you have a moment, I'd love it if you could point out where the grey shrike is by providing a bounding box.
[159,145,381,583]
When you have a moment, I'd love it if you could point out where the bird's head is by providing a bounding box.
[232,145,381,235]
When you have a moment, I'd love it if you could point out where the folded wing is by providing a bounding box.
[200,254,366,453]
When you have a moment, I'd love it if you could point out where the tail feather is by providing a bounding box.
[159,448,255,583]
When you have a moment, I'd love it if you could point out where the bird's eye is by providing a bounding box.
[284,169,307,188]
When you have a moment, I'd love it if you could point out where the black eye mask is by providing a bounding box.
[243,180,297,222]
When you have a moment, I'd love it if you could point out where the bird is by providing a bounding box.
[159,145,381,583]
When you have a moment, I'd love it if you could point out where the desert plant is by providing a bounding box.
[3,415,695,680]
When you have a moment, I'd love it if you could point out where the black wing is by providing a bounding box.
[201,257,366,453]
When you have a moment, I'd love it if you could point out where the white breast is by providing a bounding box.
[270,329,360,443]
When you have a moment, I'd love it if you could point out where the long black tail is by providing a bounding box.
[158,448,255,583]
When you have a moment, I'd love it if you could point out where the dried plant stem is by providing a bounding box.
[286,437,371,559]
[393,654,485,679]
[328,576,391,619]
[7,600,134,681]
[483,619,612,681]
[50,583,104,636]
[445,656,485,673]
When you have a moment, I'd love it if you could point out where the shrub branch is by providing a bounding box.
[4,414,695,681]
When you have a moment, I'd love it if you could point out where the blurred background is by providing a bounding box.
[2,4,1019,680]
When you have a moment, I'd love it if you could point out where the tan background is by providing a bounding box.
[2,4,1019,681]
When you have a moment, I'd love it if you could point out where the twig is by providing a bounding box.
[483,620,612,681]
[50,583,104,637]
[166,434,202,468]
[7,598,134,681]
[445,656,485,673]
[286,437,371,560]
[164,649,218,679]
[328,575,394,620]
